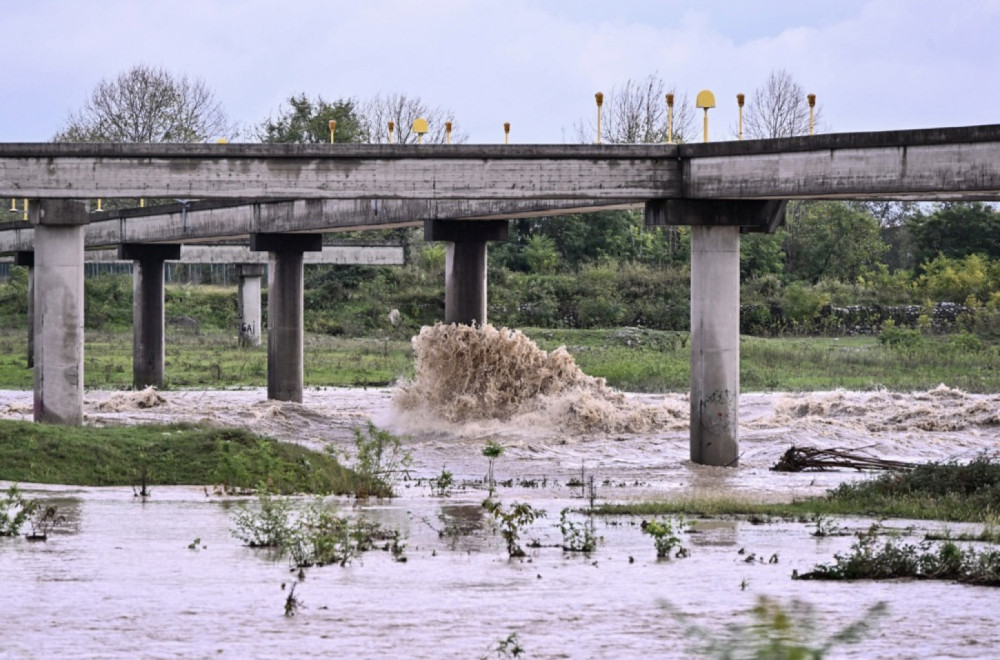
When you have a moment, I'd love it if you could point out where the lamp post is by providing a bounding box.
[696,89,716,143]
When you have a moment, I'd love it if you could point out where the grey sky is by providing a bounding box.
[1,0,998,144]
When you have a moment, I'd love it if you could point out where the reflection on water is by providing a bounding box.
[1,487,998,659]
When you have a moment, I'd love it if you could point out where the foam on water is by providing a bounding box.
[392,323,685,434]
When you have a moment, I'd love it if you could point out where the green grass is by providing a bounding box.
[0,420,353,494]
[0,326,997,393]
[596,455,1000,523]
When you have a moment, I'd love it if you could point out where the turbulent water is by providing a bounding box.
[1,325,999,658]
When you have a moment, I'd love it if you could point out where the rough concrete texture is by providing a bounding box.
[266,251,304,402]
[33,223,85,424]
[689,225,741,466]
[238,267,263,348]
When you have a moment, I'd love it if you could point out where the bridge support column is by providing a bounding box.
[646,198,786,467]
[120,244,181,389]
[250,233,322,402]
[690,225,741,467]
[237,264,265,347]
[14,251,34,369]
[30,200,89,425]
[424,220,508,325]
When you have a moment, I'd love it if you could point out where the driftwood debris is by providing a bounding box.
[772,445,918,472]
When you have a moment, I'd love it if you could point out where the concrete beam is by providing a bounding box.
[645,199,787,232]
[0,143,679,200]
[424,219,509,242]
[249,233,323,253]
[2,198,631,253]
[0,244,408,266]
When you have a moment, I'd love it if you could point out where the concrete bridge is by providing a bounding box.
[2,124,999,466]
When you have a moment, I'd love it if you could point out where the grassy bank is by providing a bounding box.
[1,326,998,392]
[596,455,1000,523]
[0,420,353,494]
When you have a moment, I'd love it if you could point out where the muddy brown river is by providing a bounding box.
[1,384,999,658]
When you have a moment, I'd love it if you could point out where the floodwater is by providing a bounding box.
[1,327,999,658]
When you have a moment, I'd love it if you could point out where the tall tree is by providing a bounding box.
[908,202,1000,266]
[55,64,234,143]
[743,68,820,140]
[254,94,361,144]
[357,93,464,144]
[782,202,887,283]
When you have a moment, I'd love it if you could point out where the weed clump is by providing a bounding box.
[483,498,546,558]
[672,595,887,659]
[795,524,1000,586]
[825,452,1000,521]
[641,517,689,559]
[0,485,34,537]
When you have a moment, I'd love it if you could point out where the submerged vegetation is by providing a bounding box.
[597,454,1000,524]
[796,524,1000,586]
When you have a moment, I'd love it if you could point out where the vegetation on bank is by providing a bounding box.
[595,455,1000,523]
[0,420,353,494]
[1,325,997,392]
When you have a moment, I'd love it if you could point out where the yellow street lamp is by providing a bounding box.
[445,121,453,144]
[737,93,745,141]
[666,93,675,143]
[329,120,337,144]
[504,122,510,145]
[808,94,816,135]
[412,117,429,144]
[696,89,716,143]
[595,92,604,144]
[388,121,395,144]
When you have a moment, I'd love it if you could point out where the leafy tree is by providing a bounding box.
[55,64,234,143]
[909,202,1000,266]
[743,68,821,139]
[254,94,361,144]
[357,93,464,144]
[782,202,888,283]
[740,233,785,279]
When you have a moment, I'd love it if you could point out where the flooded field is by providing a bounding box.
[2,383,999,658]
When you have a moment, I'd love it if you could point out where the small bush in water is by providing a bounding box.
[0,485,36,537]
[642,517,689,559]
[672,595,887,659]
[350,422,412,499]
[483,498,545,558]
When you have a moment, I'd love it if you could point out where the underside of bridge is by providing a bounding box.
[2,124,999,466]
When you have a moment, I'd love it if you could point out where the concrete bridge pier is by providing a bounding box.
[14,251,34,368]
[237,264,265,347]
[424,220,509,325]
[120,243,181,389]
[689,225,741,467]
[250,233,322,402]
[30,200,89,425]
[646,199,786,467]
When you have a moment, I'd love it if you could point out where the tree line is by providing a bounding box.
[32,64,1000,336]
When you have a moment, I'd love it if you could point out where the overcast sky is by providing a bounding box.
[2,0,998,144]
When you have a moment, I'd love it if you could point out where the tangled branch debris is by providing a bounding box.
[771,446,918,472]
